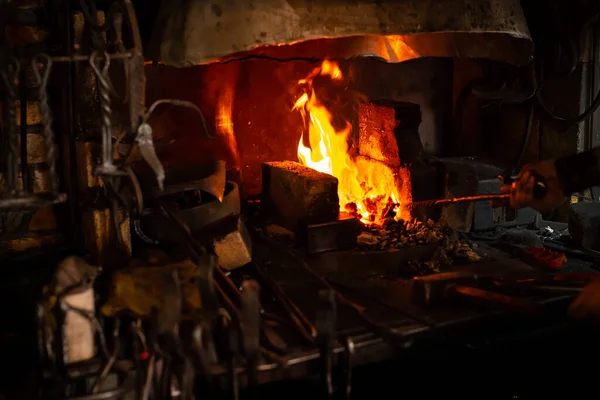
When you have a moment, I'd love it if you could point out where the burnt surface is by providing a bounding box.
[146,0,533,66]
[262,161,340,231]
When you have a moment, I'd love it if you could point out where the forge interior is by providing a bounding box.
[2,0,600,399]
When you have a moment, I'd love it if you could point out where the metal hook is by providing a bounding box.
[31,53,52,89]
[89,50,111,81]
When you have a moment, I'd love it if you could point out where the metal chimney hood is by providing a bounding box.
[147,0,533,66]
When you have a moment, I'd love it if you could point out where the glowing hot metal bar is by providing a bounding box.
[407,194,511,209]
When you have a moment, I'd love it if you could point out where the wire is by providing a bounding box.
[513,101,536,174]
[534,24,600,125]
[143,98,214,139]
[536,81,600,125]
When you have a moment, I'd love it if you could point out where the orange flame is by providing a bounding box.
[295,60,410,225]
[216,84,240,165]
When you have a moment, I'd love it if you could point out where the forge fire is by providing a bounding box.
[294,60,412,225]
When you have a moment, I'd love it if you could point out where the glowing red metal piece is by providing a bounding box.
[523,246,567,270]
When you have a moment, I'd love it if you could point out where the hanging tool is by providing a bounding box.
[1,56,20,195]
[90,51,126,177]
[32,54,61,194]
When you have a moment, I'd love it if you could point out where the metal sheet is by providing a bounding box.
[147,0,533,66]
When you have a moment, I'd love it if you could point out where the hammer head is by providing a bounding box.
[412,271,483,306]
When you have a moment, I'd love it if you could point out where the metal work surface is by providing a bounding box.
[217,228,584,386]
[147,0,533,66]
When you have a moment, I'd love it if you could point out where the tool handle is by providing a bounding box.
[531,175,548,199]
[449,284,539,313]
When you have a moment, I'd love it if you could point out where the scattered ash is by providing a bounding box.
[357,218,482,274]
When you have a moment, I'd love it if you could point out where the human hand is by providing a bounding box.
[500,160,566,213]
[569,278,600,322]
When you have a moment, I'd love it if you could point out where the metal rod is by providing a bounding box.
[408,193,510,208]
[251,261,317,344]
[51,53,132,63]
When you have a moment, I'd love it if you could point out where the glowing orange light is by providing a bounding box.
[294,60,411,225]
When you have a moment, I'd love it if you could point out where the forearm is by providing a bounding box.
[555,147,600,194]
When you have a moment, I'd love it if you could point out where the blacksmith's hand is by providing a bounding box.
[569,279,600,322]
[500,160,566,213]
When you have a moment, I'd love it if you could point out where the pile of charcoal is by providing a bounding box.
[357,218,447,250]
[357,218,482,273]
